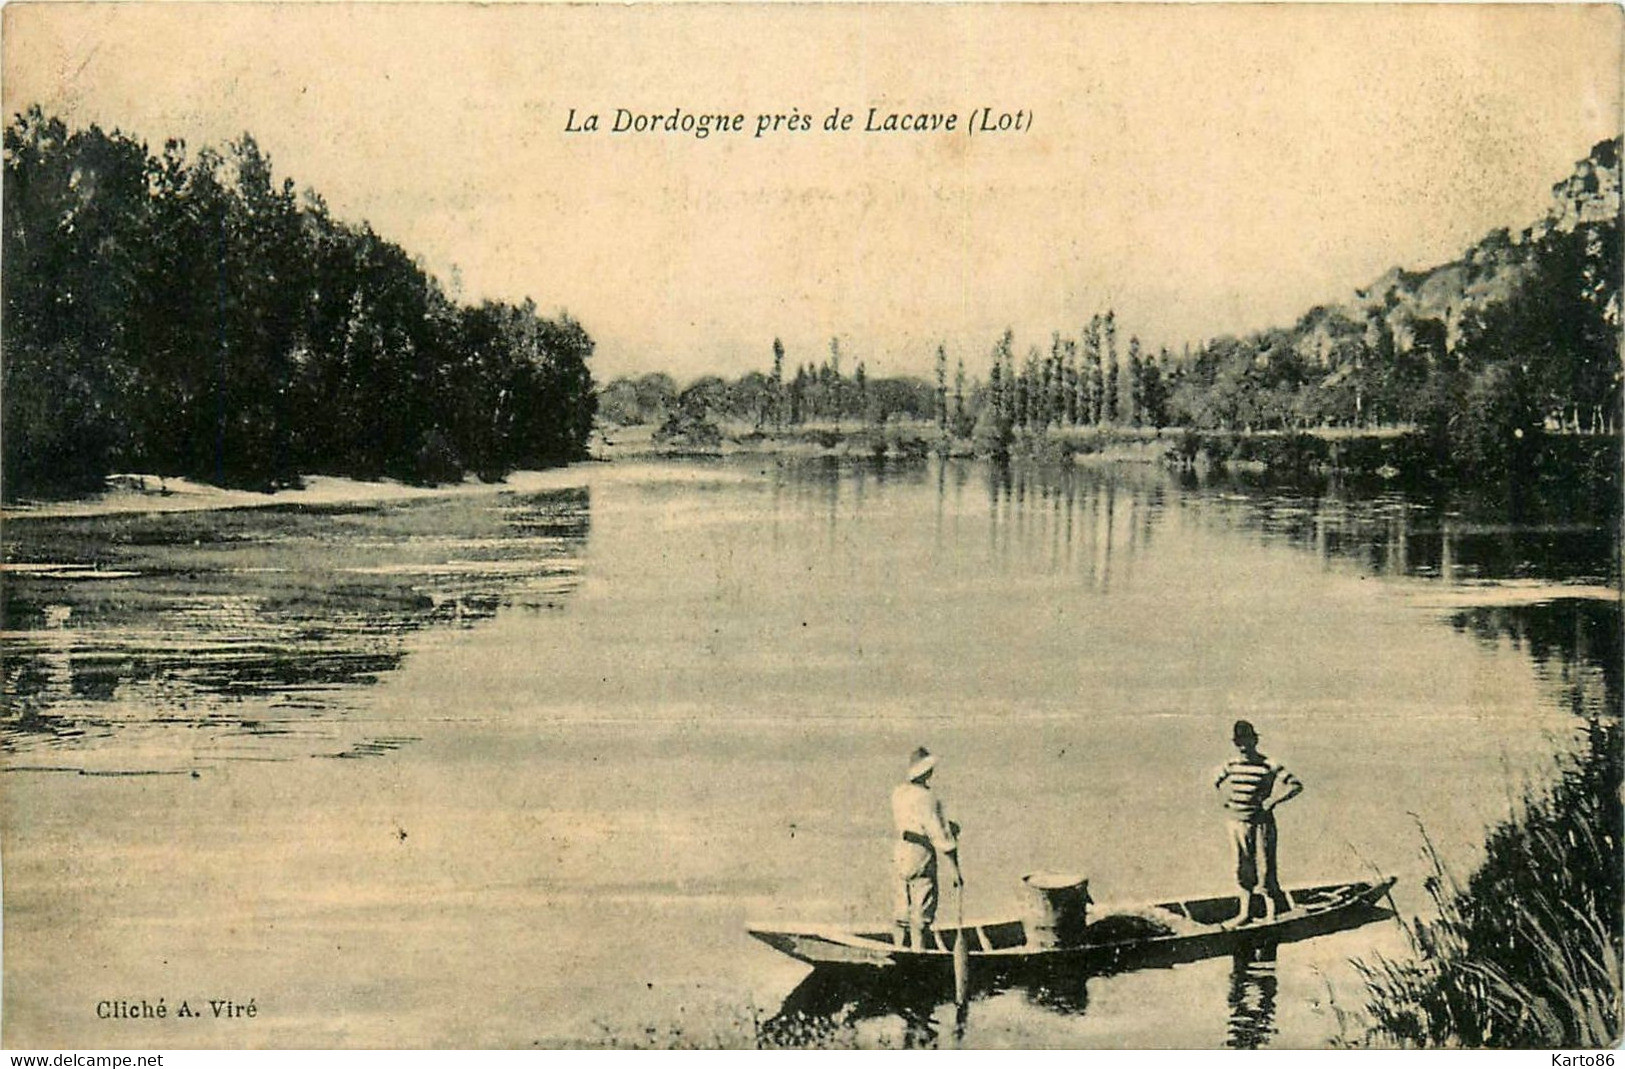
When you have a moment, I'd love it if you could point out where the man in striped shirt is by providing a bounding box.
[1214,719,1303,926]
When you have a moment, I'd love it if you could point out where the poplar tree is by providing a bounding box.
[1084,316,1105,424]
[1000,331,1018,423]
[1104,310,1120,424]
[771,337,785,429]
[1063,338,1080,425]
[953,357,967,434]
[1128,335,1145,427]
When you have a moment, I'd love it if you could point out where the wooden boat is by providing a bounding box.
[748,877,1396,977]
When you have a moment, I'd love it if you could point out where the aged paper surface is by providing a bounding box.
[2,2,1621,1052]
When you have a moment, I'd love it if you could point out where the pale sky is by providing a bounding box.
[4,4,1621,382]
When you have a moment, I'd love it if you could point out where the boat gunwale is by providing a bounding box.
[746,876,1396,961]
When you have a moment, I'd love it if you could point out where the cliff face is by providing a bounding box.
[1539,137,1622,236]
[1328,137,1622,355]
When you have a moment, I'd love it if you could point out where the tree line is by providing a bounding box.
[609,139,1619,484]
[968,314,1171,452]
[597,312,1190,451]
[598,338,942,436]
[3,107,597,500]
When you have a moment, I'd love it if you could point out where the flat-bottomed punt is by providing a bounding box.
[749,877,1396,977]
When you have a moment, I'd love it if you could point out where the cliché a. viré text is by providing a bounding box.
[97,998,257,1020]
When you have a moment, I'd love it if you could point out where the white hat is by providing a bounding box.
[907,746,937,782]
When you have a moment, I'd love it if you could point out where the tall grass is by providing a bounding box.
[1352,719,1622,1047]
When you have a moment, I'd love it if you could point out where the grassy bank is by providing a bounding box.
[1348,718,1622,1048]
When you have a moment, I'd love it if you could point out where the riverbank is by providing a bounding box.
[10,428,1621,539]
[1349,717,1622,1048]
[601,420,1176,464]
[600,420,1620,490]
[0,469,592,523]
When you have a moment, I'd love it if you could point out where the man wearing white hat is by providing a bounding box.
[890,746,961,949]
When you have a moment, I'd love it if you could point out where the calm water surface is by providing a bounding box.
[2,457,1617,1047]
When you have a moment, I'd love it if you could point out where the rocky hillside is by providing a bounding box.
[1541,137,1623,236]
[1172,135,1620,452]
[1344,137,1621,353]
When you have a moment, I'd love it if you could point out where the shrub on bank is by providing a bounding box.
[1352,719,1622,1048]
[654,410,723,450]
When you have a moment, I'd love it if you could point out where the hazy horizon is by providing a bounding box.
[5,3,1619,383]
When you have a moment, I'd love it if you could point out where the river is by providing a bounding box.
[2,456,1617,1047]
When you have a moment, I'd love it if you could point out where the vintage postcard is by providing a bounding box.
[2,2,1621,1053]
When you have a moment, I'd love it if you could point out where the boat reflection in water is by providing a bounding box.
[757,904,1385,1049]
[763,948,1293,1050]
[757,966,969,1049]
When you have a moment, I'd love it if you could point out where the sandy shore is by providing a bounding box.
[1,468,597,522]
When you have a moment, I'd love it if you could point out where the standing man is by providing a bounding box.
[1214,720,1303,926]
[891,746,961,949]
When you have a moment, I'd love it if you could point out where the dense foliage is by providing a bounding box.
[3,107,596,499]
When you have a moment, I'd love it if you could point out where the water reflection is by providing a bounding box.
[6,455,1617,766]
[1226,946,1280,1049]
[2,488,590,765]
[758,949,1284,1050]
[747,456,1619,731]
[757,967,964,1049]
[968,458,1618,588]
[1449,599,1622,718]
[764,453,1616,600]
[868,457,1620,720]
[1022,967,1091,1016]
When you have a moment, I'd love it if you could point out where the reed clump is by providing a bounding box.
[1353,719,1622,1048]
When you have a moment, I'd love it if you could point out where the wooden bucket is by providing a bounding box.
[1022,872,1092,948]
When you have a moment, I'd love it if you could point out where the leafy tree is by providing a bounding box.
[1062,337,1079,426]
[598,377,646,425]
[730,370,776,428]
